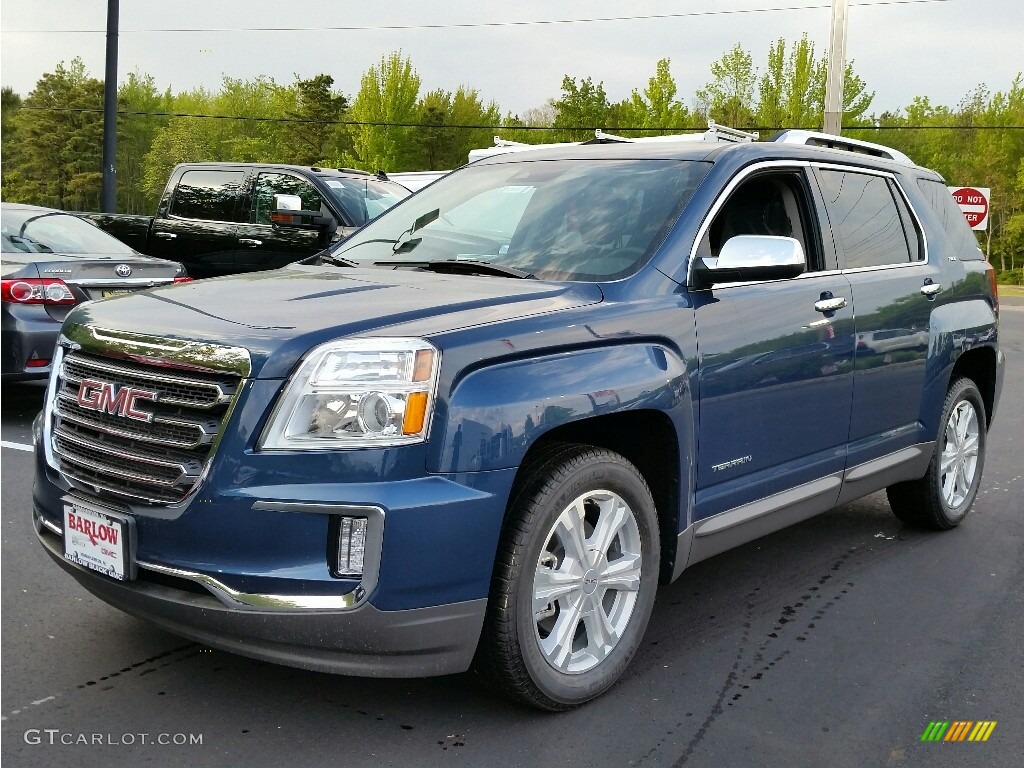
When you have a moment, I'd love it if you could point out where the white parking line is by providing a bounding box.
[0,440,34,452]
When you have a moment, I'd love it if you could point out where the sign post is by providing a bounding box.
[948,186,990,231]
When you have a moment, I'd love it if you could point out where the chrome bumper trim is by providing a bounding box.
[36,515,365,612]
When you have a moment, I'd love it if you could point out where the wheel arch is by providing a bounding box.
[505,411,682,583]
[950,345,997,427]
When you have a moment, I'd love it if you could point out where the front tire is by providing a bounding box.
[887,377,986,529]
[479,446,660,710]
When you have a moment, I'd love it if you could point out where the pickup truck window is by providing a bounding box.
[332,159,711,282]
[818,169,914,269]
[171,170,246,222]
[253,173,323,225]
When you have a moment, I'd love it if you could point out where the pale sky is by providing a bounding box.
[2,1,1021,120]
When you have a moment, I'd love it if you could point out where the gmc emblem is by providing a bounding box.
[77,379,157,423]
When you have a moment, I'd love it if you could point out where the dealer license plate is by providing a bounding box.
[63,502,133,581]
[102,289,132,297]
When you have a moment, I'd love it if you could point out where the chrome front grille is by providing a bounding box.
[51,349,244,505]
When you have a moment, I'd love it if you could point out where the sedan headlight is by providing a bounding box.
[260,338,440,450]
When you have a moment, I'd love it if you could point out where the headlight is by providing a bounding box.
[259,338,440,450]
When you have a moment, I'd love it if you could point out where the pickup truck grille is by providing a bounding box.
[52,351,242,504]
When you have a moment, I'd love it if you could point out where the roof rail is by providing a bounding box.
[468,122,759,161]
[706,120,759,143]
[773,130,914,166]
[587,122,758,145]
[493,137,531,148]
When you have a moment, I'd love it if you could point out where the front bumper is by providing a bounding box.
[34,513,486,677]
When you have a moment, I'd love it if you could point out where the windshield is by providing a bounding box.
[330,159,711,281]
[1,209,136,255]
[320,177,411,227]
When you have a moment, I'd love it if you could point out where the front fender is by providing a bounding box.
[428,343,690,474]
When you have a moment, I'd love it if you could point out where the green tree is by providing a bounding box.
[612,58,692,135]
[414,89,454,169]
[117,72,170,213]
[754,36,873,130]
[286,74,349,165]
[553,76,609,140]
[697,44,757,128]
[349,51,421,171]
[756,40,787,129]
[410,86,499,169]
[4,58,104,210]
[1,87,24,197]
[1,86,22,135]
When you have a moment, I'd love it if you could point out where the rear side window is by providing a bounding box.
[916,178,982,260]
[171,170,245,222]
[818,169,913,269]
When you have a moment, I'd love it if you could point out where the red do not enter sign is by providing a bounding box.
[948,186,990,231]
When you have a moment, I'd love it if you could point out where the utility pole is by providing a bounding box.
[823,0,849,135]
[100,0,119,212]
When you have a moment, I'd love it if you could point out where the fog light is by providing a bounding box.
[333,516,368,577]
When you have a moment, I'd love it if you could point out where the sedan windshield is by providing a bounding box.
[329,159,711,281]
[1,210,135,255]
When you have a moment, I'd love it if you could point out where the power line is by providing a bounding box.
[17,105,1023,131]
[1,0,956,34]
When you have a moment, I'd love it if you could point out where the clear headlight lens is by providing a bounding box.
[259,338,440,450]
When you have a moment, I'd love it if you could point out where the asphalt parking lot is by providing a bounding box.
[2,299,1021,768]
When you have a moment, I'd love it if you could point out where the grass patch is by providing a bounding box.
[999,284,1024,297]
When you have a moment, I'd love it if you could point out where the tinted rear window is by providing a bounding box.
[818,169,913,269]
[171,170,245,222]
[916,178,982,260]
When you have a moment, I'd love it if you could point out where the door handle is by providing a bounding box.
[154,232,176,240]
[814,296,847,313]
[920,282,942,297]
[239,238,263,247]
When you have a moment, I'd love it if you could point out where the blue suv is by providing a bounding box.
[33,130,1003,709]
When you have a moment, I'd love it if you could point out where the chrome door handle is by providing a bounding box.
[920,282,942,297]
[239,239,263,247]
[154,232,177,240]
[814,296,847,313]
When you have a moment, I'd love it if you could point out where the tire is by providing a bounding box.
[886,377,986,530]
[478,445,660,710]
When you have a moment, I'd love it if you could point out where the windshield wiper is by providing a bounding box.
[422,260,535,279]
[391,208,440,255]
[315,250,359,267]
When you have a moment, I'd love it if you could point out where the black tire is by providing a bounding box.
[478,445,660,710]
[886,377,986,530]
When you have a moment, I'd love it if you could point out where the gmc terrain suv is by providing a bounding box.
[33,130,1003,710]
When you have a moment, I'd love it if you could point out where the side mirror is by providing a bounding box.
[700,235,806,284]
[271,194,336,234]
[274,194,302,212]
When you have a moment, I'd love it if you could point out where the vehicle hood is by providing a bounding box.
[62,264,604,378]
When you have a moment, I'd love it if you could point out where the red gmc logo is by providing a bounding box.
[77,378,157,423]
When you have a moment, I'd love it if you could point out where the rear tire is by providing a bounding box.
[886,377,986,530]
[479,445,659,710]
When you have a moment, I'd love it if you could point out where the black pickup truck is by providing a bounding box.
[86,164,410,278]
